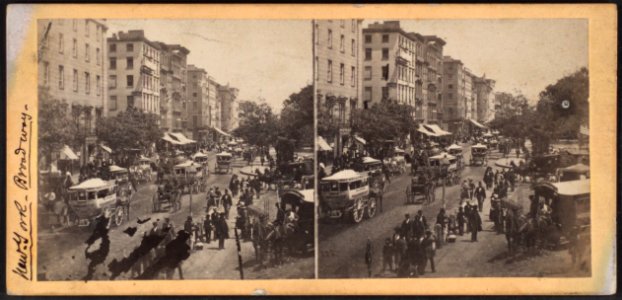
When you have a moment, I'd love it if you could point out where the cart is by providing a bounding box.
[152,180,181,212]
[319,169,377,223]
[405,170,435,205]
[67,178,129,227]
[215,152,233,174]
[471,143,488,166]
[279,189,315,254]
[446,144,464,170]
[171,160,206,194]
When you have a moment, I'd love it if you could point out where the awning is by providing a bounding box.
[426,124,452,136]
[429,152,456,160]
[99,144,112,153]
[213,127,232,137]
[316,136,332,151]
[469,118,487,129]
[418,124,439,137]
[60,145,79,160]
[322,169,363,181]
[69,178,112,190]
[162,134,183,145]
[353,135,367,145]
[168,132,196,144]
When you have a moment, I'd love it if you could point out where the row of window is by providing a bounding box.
[319,28,357,57]
[41,62,101,96]
[364,48,390,61]
[109,93,159,113]
[56,19,103,41]
[316,58,357,87]
[364,33,390,44]
[110,42,161,63]
[42,33,101,66]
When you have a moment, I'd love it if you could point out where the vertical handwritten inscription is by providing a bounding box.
[11,104,33,281]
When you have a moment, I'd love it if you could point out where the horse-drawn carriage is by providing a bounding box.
[129,157,154,183]
[173,160,206,193]
[405,169,436,205]
[39,171,78,228]
[446,144,464,170]
[278,189,315,254]
[470,143,488,166]
[215,152,233,174]
[319,169,378,223]
[384,149,407,175]
[67,178,131,227]
[429,152,460,185]
[192,151,209,166]
[152,180,181,212]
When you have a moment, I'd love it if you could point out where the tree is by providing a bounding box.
[96,107,162,153]
[279,85,313,148]
[233,100,279,147]
[38,87,77,162]
[351,101,415,158]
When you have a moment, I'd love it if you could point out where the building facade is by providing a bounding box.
[472,75,496,123]
[217,84,239,133]
[361,21,445,124]
[107,30,161,117]
[441,56,466,133]
[157,42,189,133]
[38,19,108,166]
[314,19,363,157]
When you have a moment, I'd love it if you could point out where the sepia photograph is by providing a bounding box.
[316,19,591,278]
[35,18,314,280]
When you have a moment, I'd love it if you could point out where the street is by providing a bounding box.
[318,144,588,278]
[37,154,314,280]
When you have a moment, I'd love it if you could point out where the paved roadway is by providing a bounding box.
[37,153,313,280]
[318,144,587,278]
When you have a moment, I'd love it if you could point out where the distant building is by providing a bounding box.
[38,19,108,166]
[217,84,239,133]
[107,30,161,117]
[361,21,445,124]
[472,75,496,123]
[314,19,363,157]
[441,56,466,133]
[186,65,221,143]
[157,42,190,133]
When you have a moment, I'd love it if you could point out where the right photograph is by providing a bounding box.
[314,19,590,278]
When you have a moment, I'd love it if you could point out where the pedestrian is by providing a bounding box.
[400,214,412,239]
[394,234,407,268]
[216,213,229,250]
[457,206,466,236]
[435,208,447,247]
[460,180,469,204]
[221,189,233,219]
[469,207,482,242]
[365,239,373,277]
[413,210,427,239]
[421,230,436,273]
[184,216,194,247]
[206,188,216,212]
[468,179,475,201]
[203,214,212,243]
[382,238,394,272]
[214,187,222,207]
[475,182,486,212]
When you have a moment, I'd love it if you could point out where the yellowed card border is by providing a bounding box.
[6,3,617,295]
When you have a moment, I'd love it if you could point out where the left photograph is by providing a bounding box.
[36,19,314,280]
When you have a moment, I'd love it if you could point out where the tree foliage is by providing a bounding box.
[488,92,532,139]
[96,107,162,153]
[279,85,313,148]
[38,87,77,156]
[233,100,279,147]
[352,101,415,155]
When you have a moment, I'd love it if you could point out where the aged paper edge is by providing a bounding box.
[5,3,617,296]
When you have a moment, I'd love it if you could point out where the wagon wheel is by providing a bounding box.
[113,206,124,227]
[350,199,364,223]
[365,195,378,219]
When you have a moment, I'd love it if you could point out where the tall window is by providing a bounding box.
[126,43,134,52]
[382,65,389,81]
[365,35,372,43]
[351,39,356,56]
[126,75,133,87]
[58,65,64,90]
[58,33,64,53]
[327,60,333,83]
[85,72,90,94]
[382,48,389,60]
[351,20,356,32]
[109,43,116,52]
[96,48,100,65]
[72,38,77,58]
[109,75,117,88]
[364,87,372,102]
[339,63,345,85]
[43,61,49,86]
[109,58,116,70]
[365,48,372,60]
[96,75,101,95]
[340,35,345,52]
[85,43,90,62]
[327,29,332,49]
[109,96,117,110]
[126,57,134,69]
[364,66,372,80]
[127,96,134,108]
[84,20,89,37]
[72,69,78,92]
[382,86,389,100]
[351,66,356,87]
[382,34,389,43]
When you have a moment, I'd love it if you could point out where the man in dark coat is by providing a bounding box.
[400,214,412,239]
[413,210,428,239]
[203,214,212,243]
[221,189,233,219]
[216,213,229,250]
[469,207,482,242]
[474,182,486,212]
[457,206,466,236]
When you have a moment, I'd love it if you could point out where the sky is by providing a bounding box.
[107,19,312,112]
[365,19,588,103]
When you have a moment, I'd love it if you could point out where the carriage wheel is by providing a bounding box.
[365,196,378,219]
[113,207,124,227]
[350,199,364,223]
